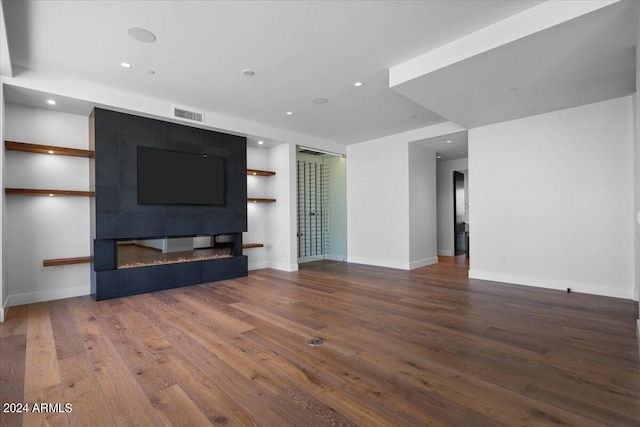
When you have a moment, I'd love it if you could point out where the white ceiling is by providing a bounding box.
[392,0,638,129]
[417,130,468,163]
[2,1,636,148]
[2,0,545,145]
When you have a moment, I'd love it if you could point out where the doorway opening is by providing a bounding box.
[453,171,467,255]
[296,147,347,264]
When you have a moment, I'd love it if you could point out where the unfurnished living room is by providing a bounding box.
[0,1,639,426]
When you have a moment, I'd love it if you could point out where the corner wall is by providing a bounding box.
[347,136,410,269]
[267,142,298,271]
[408,143,437,268]
[469,96,635,299]
[347,122,462,270]
[0,84,6,321]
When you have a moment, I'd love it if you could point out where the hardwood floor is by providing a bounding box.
[1,256,638,426]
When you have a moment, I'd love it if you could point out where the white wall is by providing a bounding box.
[325,154,347,261]
[267,142,298,271]
[408,142,438,268]
[469,96,635,299]
[436,158,469,256]
[347,136,410,269]
[0,83,6,321]
[5,103,91,306]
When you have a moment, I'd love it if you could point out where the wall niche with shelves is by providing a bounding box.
[245,167,276,252]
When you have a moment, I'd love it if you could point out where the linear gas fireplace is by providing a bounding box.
[93,233,247,300]
[117,235,235,269]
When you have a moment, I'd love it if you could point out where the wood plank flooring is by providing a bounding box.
[1,256,638,426]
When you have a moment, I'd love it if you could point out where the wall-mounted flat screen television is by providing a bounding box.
[137,146,225,205]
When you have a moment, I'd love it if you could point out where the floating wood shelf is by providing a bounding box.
[247,197,276,203]
[5,188,95,197]
[43,256,93,267]
[242,243,264,249]
[5,140,94,158]
[247,169,276,176]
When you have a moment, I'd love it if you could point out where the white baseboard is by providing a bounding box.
[437,249,454,257]
[409,256,438,270]
[347,256,411,271]
[468,269,634,300]
[248,261,270,271]
[269,262,299,272]
[7,285,90,307]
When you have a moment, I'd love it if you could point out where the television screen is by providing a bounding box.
[137,146,225,205]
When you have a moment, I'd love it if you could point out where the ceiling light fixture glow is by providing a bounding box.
[354,82,363,87]
[286,111,293,115]
[47,99,56,105]
[121,62,132,68]
[258,140,264,145]
[48,150,55,154]
[48,194,54,197]
[446,140,452,143]
[437,155,442,159]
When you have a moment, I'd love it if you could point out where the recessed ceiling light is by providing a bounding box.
[508,87,519,94]
[354,82,363,87]
[48,194,54,197]
[258,140,264,145]
[48,150,55,154]
[446,140,452,144]
[127,27,156,43]
[46,99,56,105]
[313,97,329,105]
[286,111,293,115]
[121,62,132,68]
[437,155,442,159]
[241,69,255,76]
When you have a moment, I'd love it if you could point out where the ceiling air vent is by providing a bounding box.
[172,106,204,123]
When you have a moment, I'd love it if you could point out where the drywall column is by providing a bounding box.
[0,83,6,321]
[469,96,634,299]
[347,137,410,269]
[436,158,469,256]
[635,5,640,334]
[267,142,298,271]
[347,122,464,270]
[408,142,438,268]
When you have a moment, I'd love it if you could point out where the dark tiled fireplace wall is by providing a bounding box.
[91,108,248,300]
